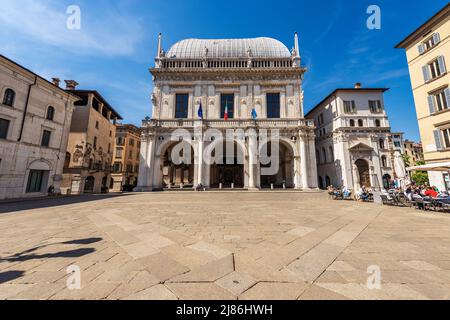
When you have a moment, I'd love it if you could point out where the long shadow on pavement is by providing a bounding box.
[0,193,133,214]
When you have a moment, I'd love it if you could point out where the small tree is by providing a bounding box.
[412,171,429,185]
[402,154,411,167]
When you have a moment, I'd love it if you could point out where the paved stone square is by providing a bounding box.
[1,191,450,300]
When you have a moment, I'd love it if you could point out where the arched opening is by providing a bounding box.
[379,139,385,150]
[109,178,114,190]
[84,176,95,193]
[3,88,15,107]
[318,176,324,189]
[211,141,244,188]
[358,119,364,127]
[375,119,381,127]
[316,149,321,164]
[162,141,195,188]
[260,140,295,189]
[355,159,371,188]
[325,176,331,187]
[329,146,334,162]
[64,152,71,168]
[383,174,392,190]
[381,155,388,167]
[46,106,55,121]
[350,119,355,127]
[322,148,327,163]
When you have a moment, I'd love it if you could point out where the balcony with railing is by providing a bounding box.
[142,118,314,129]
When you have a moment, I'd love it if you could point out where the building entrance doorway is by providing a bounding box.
[210,141,244,188]
[355,159,371,188]
[260,141,294,188]
[162,141,195,188]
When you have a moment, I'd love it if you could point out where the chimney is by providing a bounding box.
[355,82,362,89]
[51,78,61,87]
[64,80,79,90]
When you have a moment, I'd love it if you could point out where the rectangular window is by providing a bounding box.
[175,94,189,119]
[221,94,235,119]
[266,93,280,119]
[130,139,134,146]
[27,170,44,193]
[418,33,441,54]
[116,148,123,158]
[424,56,447,82]
[369,100,382,113]
[343,101,356,114]
[442,129,450,149]
[0,118,10,139]
[41,130,51,147]
[93,136,97,150]
[429,88,450,114]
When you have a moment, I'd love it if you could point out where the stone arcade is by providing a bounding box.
[136,34,318,191]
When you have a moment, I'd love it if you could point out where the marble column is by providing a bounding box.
[308,133,318,188]
[299,133,309,189]
[247,128,258,189]
[135,130,156,192]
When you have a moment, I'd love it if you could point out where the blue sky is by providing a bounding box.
[1,0,448,141]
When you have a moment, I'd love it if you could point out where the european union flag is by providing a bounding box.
[251,107,258,120]
[198,102,203,119]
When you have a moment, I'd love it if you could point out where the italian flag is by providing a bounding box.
[224,102,229,121]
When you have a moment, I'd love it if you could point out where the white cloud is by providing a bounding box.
[0,0,144,56]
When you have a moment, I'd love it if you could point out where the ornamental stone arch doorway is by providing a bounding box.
[258,138,296,189]
[355,159,371,189]
[158,139,196,189]
[204,138,247,189]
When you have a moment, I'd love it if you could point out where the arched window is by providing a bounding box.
[375,119,381,127]
[329,146,334,162]
[316,149,321,164]
[358,119,364,127]
[318,176,324,189]
[322,148,327,163]
[381,155,388,167]
[46,106,55,121]
[325,176,331,187]
[2,89,15,107]
[349,119,355,127]
[379,139,385,150]
[64,152,71,168]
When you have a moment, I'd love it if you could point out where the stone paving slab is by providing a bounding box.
[1,192,450,300]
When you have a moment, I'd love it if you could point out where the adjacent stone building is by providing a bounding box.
[404,140,424,164]
[306,84,395,191]
[136,33,318,191]
[61,84,122,194]
[111,124,141,191]
[392,132,405,154]
[0,55,79,199]
[396,3,450,190]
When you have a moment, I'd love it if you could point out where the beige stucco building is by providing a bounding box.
[111,124,141,191]
[136,34,318,191]
[62,84,122,194]
[404,140,424,165]
[306,85,395,191]
[396,4,450,190]
[0,55,78,199]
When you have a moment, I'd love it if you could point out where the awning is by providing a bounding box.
[406,162,450,172]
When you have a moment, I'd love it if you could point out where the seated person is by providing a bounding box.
[358,187,370,201]
[424,187,438,199]
[342,187,351,198]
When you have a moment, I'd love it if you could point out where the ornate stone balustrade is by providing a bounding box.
[142,118,315,129]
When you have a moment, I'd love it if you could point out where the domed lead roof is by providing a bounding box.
[166,37,291,59]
